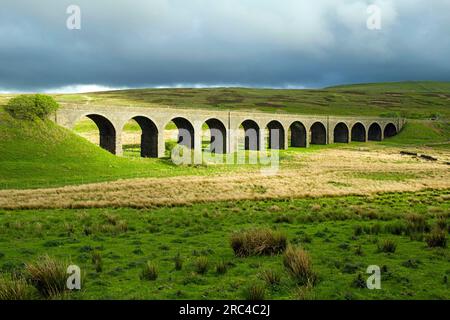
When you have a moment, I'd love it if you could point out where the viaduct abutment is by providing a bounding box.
[54,105,406,157]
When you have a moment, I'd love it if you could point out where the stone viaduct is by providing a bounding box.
[54,105,406,157]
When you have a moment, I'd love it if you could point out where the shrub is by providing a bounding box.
[215,260,228,275]
[425,229,447,248]
[0,275,35,300]
[260,269,281,286]
[5,94,59,120]
[25,255,67,298]
[243,282,265,300]
[140,262,158,281]
[230,229,287,257]
[194,257,209,275]
[377,239,397,253]
[283,246,317,286]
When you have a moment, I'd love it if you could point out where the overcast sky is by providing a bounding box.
[0,0,449,92]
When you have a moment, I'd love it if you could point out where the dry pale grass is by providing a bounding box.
[1,148,449,209]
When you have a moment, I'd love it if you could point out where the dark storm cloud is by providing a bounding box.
[0,0,449,92]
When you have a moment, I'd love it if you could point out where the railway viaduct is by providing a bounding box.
[54,105,406,157]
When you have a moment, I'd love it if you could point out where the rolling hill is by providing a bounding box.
[47,81,450,120]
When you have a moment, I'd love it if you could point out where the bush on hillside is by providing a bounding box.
[5,94,59,120]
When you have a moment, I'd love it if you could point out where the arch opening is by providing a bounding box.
[351,123,366,142]
[204,118,227,154]
[289,121,307,147]
[310,122,327,145]
[333,122,349,143]
[368,123,382,141]
[122,116,158,158]
[74,114,116,154]
[384,123,397,138]
[266,120,285,149]
[240,120,260,151]
[166,117,195,152]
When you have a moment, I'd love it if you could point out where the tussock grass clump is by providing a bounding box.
[274,215,293,224]
[194,257,209,275]
[91,251,103,273]
[0,275,35,300]
[230,229,287,257]
[377,239,397,253]
[436,217,447,231]
[354,245,364,256]
[260,269,281,287]
[353,225,364,236]
[104,214,118,225]
[405,213,429,234]
[215,260,228,275]
[425,229,447,248]
[243,282,265,300]
[140,262,158,281]
[283,246,317,286]
[25,255,67,298]
[116,220,128,233]
[173,254,183,271]
[352,274,367,288]
[295,283,316,300]
[384,221,406,235]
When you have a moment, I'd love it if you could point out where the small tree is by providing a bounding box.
[5,94,59,120]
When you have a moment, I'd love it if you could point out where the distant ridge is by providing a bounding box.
[325,81,450,93]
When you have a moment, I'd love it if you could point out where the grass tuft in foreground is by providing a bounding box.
[231,229,288,257]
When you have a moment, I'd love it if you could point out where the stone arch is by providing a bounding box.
[126,116,158,158]
[266,120,285,149]
[368,123,382,141]
[289,121,307,147]
[333,122,349,143]
[241,120,260,150]
[84,114,116,154]
[351,123,366,142]
[384,123,397,138]
[169,117,195,149]
[310,122,327,145]
[204,118,227,154]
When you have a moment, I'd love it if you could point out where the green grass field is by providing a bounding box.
[0,82,449,300]
[0,190,448,300]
